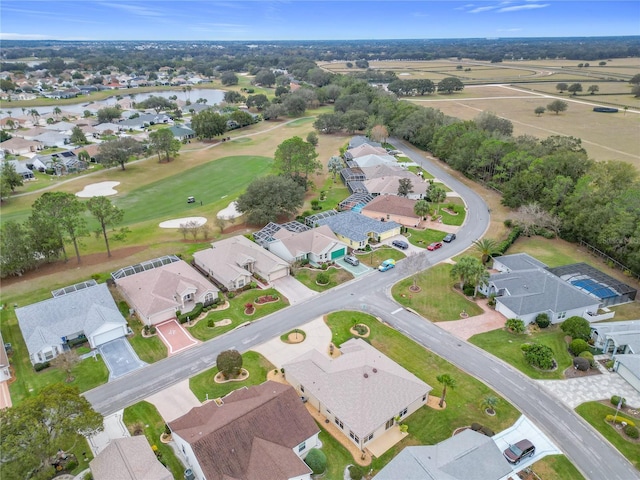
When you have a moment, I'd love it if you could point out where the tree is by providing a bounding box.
[560,316,591,340]
[397,178,414,197]
[223,91,245,104]
[236,175,305,225]
[0,221,36,277]
[629,73,640,85]
[96,106,122,123]
[547,100,568,115]
[306,131,319,146]
[135,95,176,113]
[70,126,87,145]
[191,109,227,140]
[263,103,285,121]
[220,71,238,86]
[86,196,124,258]
[327,156,343,181]
[216,349,243,379]
[437,77,464,94]
[273,136,321,187]
[53,106,62,119]
[556,83,568,93]
[567,83,583,95]
[50,350,80,383]
[149,128,181,162]
[522,343,554,370]
[534,106,546,116]
[253,69,276,87]
[370,124,389,143]
[283,95,307,116]
[0,160,23,193]
[482,395,499,415]
[304,448,327,474]
[427,184,447,212]
[506,318,526,334]
[29,109,40,124]
[436,373,456,408]
[450,256,487,292]
[474,111,513,136]
[0,384,102,479]
[473,238,499,264]
[246,94,269,110]
[413,199,430,220]
[569,338,590,356]
[229,110,254,128]
[97,137,144,170]
[587,85,599,95]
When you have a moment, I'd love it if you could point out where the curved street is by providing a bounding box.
[84,140,638,480]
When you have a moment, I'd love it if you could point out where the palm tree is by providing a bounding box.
[414,199,430,221]
[53,107,62,119]
[429,184,446,216]
[482,395,499,415]
[29,109,40,124]
[436,373,456,408]
[450,255,485,290]
[473,238,499,264]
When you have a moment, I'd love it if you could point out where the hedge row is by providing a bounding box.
[177,303,203,324]
[496,226,522,256]
[605,414,635,427]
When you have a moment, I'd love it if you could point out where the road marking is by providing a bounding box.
[391,307,403,315]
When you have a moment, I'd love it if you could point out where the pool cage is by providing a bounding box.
[111,254,181,281]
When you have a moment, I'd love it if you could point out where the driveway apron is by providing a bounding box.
[99,338,146,380]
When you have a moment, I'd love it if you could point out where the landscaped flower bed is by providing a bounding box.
[255,295,279,304]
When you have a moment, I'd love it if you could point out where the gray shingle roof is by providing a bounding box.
[15,283,126,357]
[90,436,172,480]
[494,253,548,272]
[314,211,400,242]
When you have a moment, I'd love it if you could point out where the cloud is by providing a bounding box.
[498,3,549,12]
[99,2,164,18]
[0,32,52,40]
[469,5,499,13]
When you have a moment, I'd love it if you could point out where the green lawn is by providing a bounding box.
[313,177,350,211]
[187,288,288,342]
[357,246,406,267]
[575,402,640,470]
[189,350,275,401]
[391,263,483,321]
[406,228,446,247]
[325,312,520,474]
[123,401,185,479]
[531,455,586,480]
[128,318,168,363]
[293,266,353,292]
[317,426,355,480]
[469,326,573,380]
[438,202,466,226]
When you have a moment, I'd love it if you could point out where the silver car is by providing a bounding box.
[344,255,360,266]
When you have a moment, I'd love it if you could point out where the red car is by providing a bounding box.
[427,242,443,251]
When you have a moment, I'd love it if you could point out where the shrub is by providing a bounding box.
[34,362,50,372]
[149,325,156,335]
[462,284,475,296]
[560,316,591,340]
[625,424,639,439]
[304,448,327,474]
[506,318,526,334]
[611,395,627,408]
[535,313,550,328]
[606,360,614,370]
[353,324,368,335]
[207,318,214,328]
[470,422,482,431]
[480,426,495,437]
[504,219,513,228]
[65,460,78,471]
[227,291,236,299]
[573,357,590,371]
[216,350,243,379]
[496,226,522,255]
[579,351,595,367]
[177,303,203,323]
[487,295,496,307]
[349,465,365,480]
[316,272,330,284]
[321,262,329,270]
[245,302,254,310]
[605,414,635,427]
[569,338,590,356]
[523,343,555,370]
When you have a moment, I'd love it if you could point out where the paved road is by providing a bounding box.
[84,141,638,480]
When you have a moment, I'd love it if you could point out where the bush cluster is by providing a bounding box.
[462,284,475,296]
[506,318,526,334]
[34,362,50,372]
[535,313,550,328]
[178,303,203,324]
[470,422,495,437]
[349,465,365,480]
[316,272,330,285]
[496,226,522,255]
[304,448,327,474]
[522,343,555,370]
[579,351,595,367]
[605,414,635,427]
[569,338,590,356]
[573,357,590,371]
[611,395,627,408]
[625,424,639,439]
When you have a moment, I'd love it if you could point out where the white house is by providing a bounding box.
[264,224,348,264]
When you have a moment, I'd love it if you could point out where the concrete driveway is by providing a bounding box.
[146,379,201,422]
[99,338,146,380]
[272,275,318,304]
[87,410,130,456]
[335,257,372,276]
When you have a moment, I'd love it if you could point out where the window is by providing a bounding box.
[422,394,427,402]
[557,311,567,320]
[366,433,374,442]
[44,350,54,360]
[349,431,360,443]
[335,417,344,429]
[398,408,408,417]
[300,385,305,392]
[204,293,214,304]
[385,418,394,430]
[298,441,306,453]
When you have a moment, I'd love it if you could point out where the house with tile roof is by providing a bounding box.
[115,259,219,326]
[90,436,172,480]
[373,428,513,480]
[481,253,601,324]
[311,210,401,249]
[15,282,128,365]
[363,176,430,199]
[284,338,432,451]
[193,235,289,291]
[361,195,421,227]
[344,143,388,160]
[352,154,397,169]
[266,225,348,264]
[169,381,319,480]
[0,137,43,155]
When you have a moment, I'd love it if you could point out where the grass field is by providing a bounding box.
[293,266,353,292]
[406,227,446,247]
[356,245,406,267]
[469,326,573,380]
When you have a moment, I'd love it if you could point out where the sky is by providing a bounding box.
[1,0,639,42]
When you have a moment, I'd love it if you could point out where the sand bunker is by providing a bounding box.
[217,201,242,220]
[76,181,120,198]
[159,217,208,228]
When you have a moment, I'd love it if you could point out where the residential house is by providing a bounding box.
[119,113,172,130]
[481,253,602,324]
[44,121,76,133]
[352,154,397,169]
[363,175,430,200]
[344,143,388,160]
[0,333,11,383]
[590,320,640,392]
[32,131,70,148]
[348,136,382,149]
[308,210,401,249]
[265,224,348,264]
[15,282,128,365]
[17,126,50,140]
[373,429,513,480]
[94,122,124,134]
[169,125,195,141]
[169,381,319,480]
[361,195,421,227]
[284,338,432,451]
[36,151,87,175]
[114,258,219,326]
[0,117,23,130]
[359,163,413,180]
[193,235,289,290]
[90,436,172,480]
[6,160,35,180]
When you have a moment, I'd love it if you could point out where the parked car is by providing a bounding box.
[427,242,443,251]
[344,255,360,266]
[443,233,456,243]
[503,439,535,464]
[378,259,396,272]
[392,239,409,250]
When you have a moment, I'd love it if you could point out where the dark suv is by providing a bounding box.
[392,239,409,250]
[503,439,535,464]
[443,233,456,243]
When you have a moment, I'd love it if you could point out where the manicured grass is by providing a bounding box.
[128,318,167,364]
[280,328,306,343]
[123,401,185,479]
[575,401,640,470]
[406,228,446,247]
[317,426,354,480]
[391,264,483,321]
[293,266,353,292]
[325,312,520,474]
[286,117,315,127]
[469,325,573,380]
[438,203,466,226]
[408,166,434,178]
[114,155,273,226]
[356,246,406,267]
[189,351,275,401]
[531,455,586,480]
[187,288,288,342]
[313,177,350,211]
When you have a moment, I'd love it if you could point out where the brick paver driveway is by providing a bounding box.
[436,298,506,340]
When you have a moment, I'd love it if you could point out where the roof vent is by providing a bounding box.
[373,368,377,373]
[364,373,368,378]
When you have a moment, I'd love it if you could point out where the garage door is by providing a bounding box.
[92,328,125,347]
[331,248,346,260]
[269,267,289,281]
